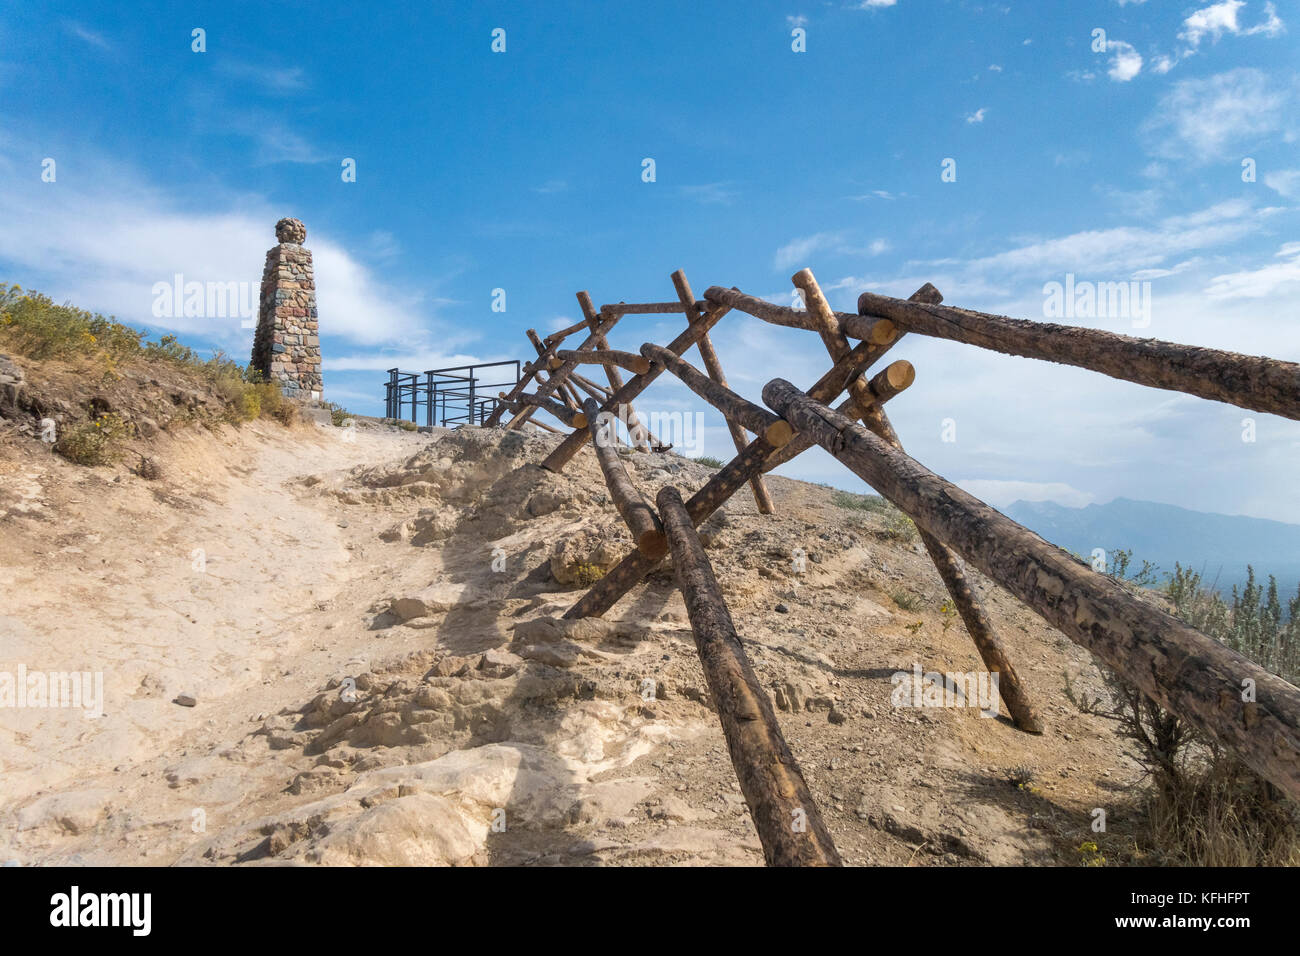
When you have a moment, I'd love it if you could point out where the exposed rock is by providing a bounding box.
[549,529,624,585]
[390,582,469,621]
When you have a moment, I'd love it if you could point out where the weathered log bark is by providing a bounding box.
[704,285,900,346]
[484,364,542,427]
[857,291,1300,421]
[530,419,562,434]
[794,269,1043,734]
[541,316,593,345]
[656,486,842,866]
[641,342,794,448]
[564,326,920,620]
[601,300,707,316]
[761,361,914,473]
[762,377,1300,798]
[569,370,614,397]
[576,291,657,451]
[540,301,733,472]
[556,348,651,376]
[521,329,582,412]
[583,399,667,559]
[507,391,588,429]
[509,309,623,429]
[673,270,775,514]
[755,272,944,471]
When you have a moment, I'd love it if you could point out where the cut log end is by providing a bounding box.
[763,420,795,448]
[870,319,898,345]
[549,357,563,370]
[633,356,651,375]
[572,412,588,430]
[885,360,915,390]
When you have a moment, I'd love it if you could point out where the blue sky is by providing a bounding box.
[2,1,1298,520]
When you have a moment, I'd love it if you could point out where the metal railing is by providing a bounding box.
[383,361,521,427]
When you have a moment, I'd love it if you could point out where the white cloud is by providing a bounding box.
[965,107,987,124]
[63,21,112,51]
[926,200,1270,279]
[1263,168,1300,198]
[1204,243,1300,299]
[1141,68,1295,164]
[773,232,846,270]
[214,61,308,94]
[855,0,897,7]
[786,15,808,27]
[679,182,738,205]
[0,147,459,352]
[1179,1,1284,49]
[1106,40,1143,81]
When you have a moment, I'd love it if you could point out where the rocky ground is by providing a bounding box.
[0,375,1147,866]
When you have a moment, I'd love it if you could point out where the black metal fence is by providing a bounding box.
[383,361,521,427]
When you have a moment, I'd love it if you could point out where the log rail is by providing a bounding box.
[475,263,1300,860]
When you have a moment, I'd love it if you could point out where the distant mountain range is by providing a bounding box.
[1003,497,1300,599]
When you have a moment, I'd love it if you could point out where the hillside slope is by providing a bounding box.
[0,373,1152,866]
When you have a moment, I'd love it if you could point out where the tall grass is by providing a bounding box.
[1086,553,1300,864]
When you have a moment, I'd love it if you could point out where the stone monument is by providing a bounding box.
[250,217,322,400]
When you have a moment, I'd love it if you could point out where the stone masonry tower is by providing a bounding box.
[250,217,322,400]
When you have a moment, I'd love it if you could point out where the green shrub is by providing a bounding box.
[572,562,606,586]
[54,412,131,465]
[1075,553,1300,865]
[0,284,144,360]
[1,284,303,429]
[831,490,891,513]
[690,455,724,468]
[888,588,923,611]
[324,402,352,427]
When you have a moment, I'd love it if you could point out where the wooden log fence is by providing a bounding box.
[478,263,1300,854]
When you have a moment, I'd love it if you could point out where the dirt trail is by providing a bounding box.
[0,419,1138,866]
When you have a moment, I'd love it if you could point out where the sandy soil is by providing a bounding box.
[0,415,1143,866]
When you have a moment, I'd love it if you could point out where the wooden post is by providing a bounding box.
[793,268,1042,733]
[556,349,652,376]
[657,486,842,867]
[576,291,654,452]
[704,285,904,346]
[581,399,667,558]
[641,342,794,449]
[762,377,1300,799]
[671,270,776,514]
[484,358,547,427]
[564,333,914,620]
[523,329,578,408]
[857,291,1300,421]
[540,299,731,473]
[508,308,623,430]
[761,361,914,473]
[502,391,588,429]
